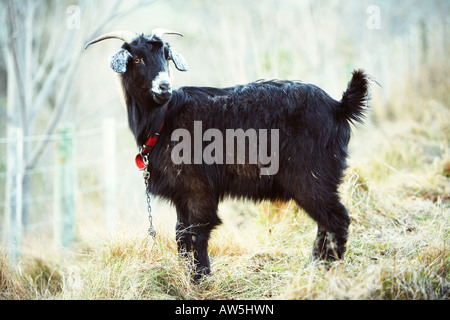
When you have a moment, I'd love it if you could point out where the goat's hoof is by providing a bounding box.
[305,257,329,269]
[192,268,210,284]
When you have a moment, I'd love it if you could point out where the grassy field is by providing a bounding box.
[1,0,449,300]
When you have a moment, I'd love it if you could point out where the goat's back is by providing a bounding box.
[149,78,365,203]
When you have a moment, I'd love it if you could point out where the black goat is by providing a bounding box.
[86,29,369,281]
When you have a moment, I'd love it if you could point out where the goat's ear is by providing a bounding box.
[109,49,132,73]
[169,49,188,72]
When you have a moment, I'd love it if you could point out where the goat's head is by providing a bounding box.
[85,28,188,106]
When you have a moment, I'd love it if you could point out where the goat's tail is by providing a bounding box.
[339,69,370,124]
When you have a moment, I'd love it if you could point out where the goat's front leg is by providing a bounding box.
[175,191,221,282]
[191,229,213,282]
[175,221,193,260]
[175,205,194,264]
[188,202,221,282]
[176,219,213,282]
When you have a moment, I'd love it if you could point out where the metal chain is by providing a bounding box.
[145,178,157,239]
[142,154,156,239]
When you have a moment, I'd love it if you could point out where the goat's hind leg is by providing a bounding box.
[299,197,350,264]
[311,226,343,263]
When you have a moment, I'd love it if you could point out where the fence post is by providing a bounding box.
[103,118,117,233]
[6,126,23,264]
[53,124,76,248]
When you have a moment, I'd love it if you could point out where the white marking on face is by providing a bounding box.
[151,71,171,94]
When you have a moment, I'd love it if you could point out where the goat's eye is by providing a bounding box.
[134,58,141,64]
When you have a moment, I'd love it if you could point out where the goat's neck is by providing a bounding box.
[126,95,168,147]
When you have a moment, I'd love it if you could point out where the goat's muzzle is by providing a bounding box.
[151,72,172,104]
[152,90,172,105]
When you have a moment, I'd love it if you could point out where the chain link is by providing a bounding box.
[142,153,156,239]
[142,154,156,239]
[145,178,157,239]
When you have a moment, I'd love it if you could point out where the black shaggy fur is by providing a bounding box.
[112,35,369,281]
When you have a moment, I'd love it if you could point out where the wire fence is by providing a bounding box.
[0,118,149,256]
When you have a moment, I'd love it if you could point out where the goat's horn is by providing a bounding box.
[85,31,139,49]
[151,28,183,38]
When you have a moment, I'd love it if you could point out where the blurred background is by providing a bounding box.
[0,0,448,261]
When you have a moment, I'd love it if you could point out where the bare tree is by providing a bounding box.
[1,0,157,260]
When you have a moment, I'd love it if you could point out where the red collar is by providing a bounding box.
[135,107,167,170]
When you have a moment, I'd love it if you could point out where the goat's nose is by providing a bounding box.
[159,82,171,92]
